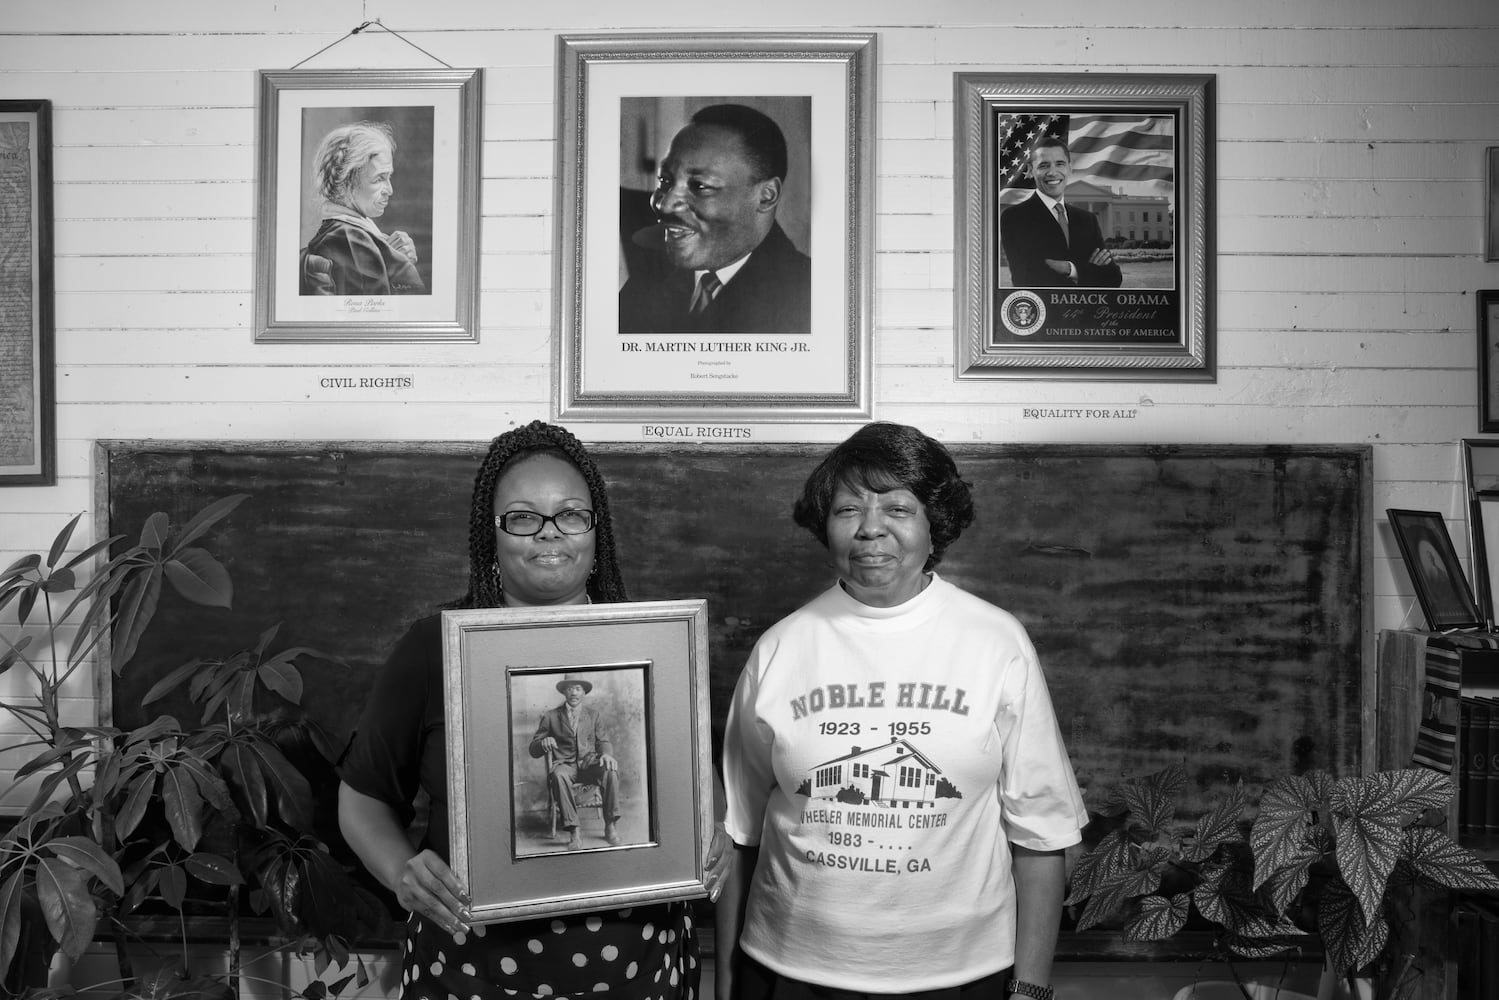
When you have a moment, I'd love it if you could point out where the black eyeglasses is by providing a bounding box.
[494,508,596,537]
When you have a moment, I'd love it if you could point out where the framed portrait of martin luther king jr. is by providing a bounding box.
[954,73,1215,382]
[554,33,875,422]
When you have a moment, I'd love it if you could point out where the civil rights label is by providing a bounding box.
[315,375,414,389]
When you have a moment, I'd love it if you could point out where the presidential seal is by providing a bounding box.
[999,290,1045,337]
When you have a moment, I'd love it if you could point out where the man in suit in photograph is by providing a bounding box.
[619,103,811,334]
[529,676,622,848]
[1000,135,1123,289]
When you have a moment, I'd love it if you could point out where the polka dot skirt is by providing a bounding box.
[400,903,698,1000]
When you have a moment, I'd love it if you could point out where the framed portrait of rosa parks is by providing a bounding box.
[954,73,1215,381]
[252,69,482,343]
[553,33,875,422]
[442,600,714,922]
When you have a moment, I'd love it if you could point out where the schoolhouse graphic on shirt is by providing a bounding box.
[798,739,961,808]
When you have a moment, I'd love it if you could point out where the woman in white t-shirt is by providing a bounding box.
[719,422,1087,1000]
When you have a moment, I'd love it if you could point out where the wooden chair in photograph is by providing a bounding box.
[545,749,604,838]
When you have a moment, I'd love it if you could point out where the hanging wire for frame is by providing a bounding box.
[289,19,453,70]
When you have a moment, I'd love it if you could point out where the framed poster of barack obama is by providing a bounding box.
[554,33,876,422]
[954,73,1215,381]
[251,69,482,343]
[441,600,714,922]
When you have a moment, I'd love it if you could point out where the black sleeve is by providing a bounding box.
[336,615,442,828]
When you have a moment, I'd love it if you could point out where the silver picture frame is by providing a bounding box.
[252,68,482,343]
[442,600,713,923]
[1461,437,1499,628]
[553,33,875,422]
[954,73,1215,381]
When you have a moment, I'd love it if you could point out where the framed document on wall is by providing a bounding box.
[1479,290,1499,432]
[0,99,54,486]
[1486,147,1498,263]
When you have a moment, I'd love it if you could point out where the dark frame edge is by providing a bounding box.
[0,98,55,486]
[1386,507,1485,632]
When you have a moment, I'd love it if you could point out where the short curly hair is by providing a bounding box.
[452,420,627,609]
[791,422,974,571]
[312,121,396,208]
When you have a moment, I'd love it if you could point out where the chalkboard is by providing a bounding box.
[97,441,1372,818]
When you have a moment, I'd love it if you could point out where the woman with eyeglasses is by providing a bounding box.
[338,420,726,1000]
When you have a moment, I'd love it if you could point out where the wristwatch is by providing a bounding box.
[1006,980,1054,1000]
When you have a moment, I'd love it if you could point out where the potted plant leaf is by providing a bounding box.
[1065,764,1499,1000]
[0,499,387,999]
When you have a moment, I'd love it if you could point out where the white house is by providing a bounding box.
[810,739,945,809]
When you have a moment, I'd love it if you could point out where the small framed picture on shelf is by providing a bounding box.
[1387,508,1485,631]
[1467,493,1499,631]
[1461,439,1499,628]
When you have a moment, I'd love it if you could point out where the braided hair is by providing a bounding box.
[453,420,628,609]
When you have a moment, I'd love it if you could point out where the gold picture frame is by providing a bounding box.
[442,600,713,923]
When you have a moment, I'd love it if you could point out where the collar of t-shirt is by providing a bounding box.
[828,572,951,630]
[694,250,751,290]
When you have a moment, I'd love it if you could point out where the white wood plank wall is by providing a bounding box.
[1,0,1498,989]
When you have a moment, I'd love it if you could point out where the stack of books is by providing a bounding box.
[1458,696,1499,840]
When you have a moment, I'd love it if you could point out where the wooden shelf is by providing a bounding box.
[1378,629,1499,1000]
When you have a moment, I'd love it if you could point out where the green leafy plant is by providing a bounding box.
[1065,764,1499,1000]
[0,501,385,999]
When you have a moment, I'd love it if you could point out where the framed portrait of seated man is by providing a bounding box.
[442,600,713,922]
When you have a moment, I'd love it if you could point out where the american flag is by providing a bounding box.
[998,112,1175,205]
